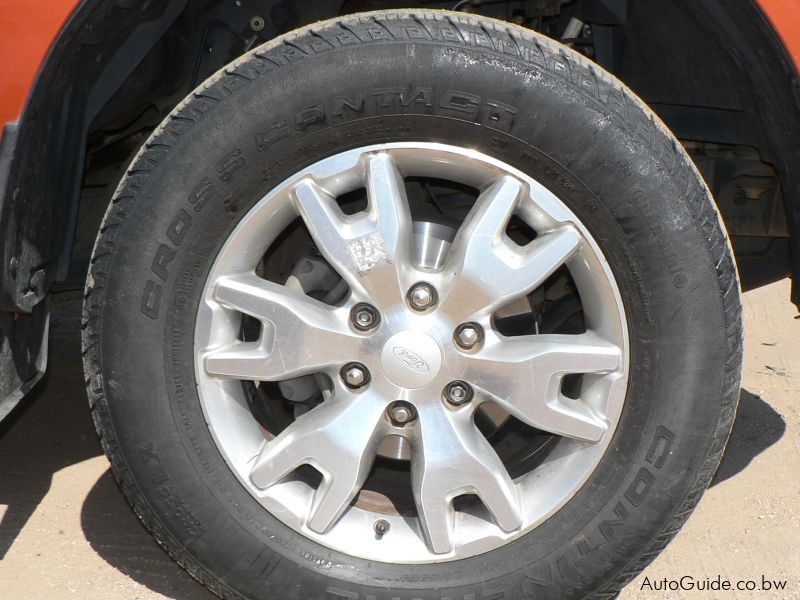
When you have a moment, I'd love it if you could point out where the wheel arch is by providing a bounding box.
[0,0,188,313]
[613,0,800,299]
[3,0,800,314]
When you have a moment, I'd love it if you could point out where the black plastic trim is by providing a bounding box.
[0,0,187,313]
[0,122,17,205]
[0,300,48,422]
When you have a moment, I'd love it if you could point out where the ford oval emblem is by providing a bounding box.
[393,346,430,373]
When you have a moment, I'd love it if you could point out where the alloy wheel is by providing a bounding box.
[194,143,629,563]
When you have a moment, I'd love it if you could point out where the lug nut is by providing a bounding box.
[351,303,380,331]
[388,401,417,426]
[341,363,369,390]
[454,322,484,350]
[408,282,437,311]
[444,381,473,406]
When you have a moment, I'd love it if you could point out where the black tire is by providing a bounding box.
[82,10,742,600]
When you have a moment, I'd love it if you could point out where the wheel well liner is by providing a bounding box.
[0,0,188,313]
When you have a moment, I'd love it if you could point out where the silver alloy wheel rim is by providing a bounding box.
[194,142,629,563]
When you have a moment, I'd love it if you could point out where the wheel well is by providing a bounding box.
[3,0,800,311]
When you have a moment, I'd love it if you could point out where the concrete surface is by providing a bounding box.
[0,280,797,599]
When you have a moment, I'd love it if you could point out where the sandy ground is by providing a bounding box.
[0,280,797,599]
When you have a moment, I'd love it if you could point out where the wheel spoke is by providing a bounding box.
[463,333,621,442]
[441,176,581,321]
[250,394,387,533]
[292,153,413,307]
[412,404,522,554]
[204,274,359,381]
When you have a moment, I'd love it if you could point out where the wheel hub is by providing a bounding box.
[380,330,443,389]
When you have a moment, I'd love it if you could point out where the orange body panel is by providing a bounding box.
[0,0,799,134]
[0,0,79,129]
[759,0,800,68]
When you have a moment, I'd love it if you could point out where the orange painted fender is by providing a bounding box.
[0,0,79,130]
[758,0,800,68]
